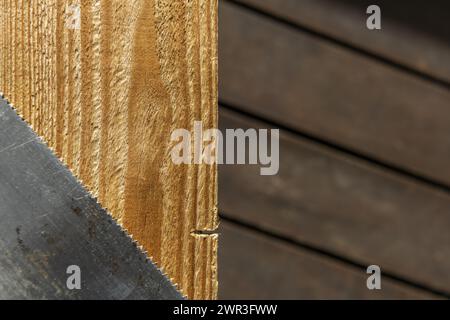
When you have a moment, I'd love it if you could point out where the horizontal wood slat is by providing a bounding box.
[219,2,450,187]
[228,0,450,83]
[219,108,450,295]
[219,221,438,299]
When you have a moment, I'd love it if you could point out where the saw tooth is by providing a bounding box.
[1,99,184,298]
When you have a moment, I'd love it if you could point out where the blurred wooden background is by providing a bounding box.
[218,0,450,299]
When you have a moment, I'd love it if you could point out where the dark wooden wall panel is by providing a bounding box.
[219,1,450,186]
[218,0,450,299]
[229,0,450,83]
[219,108,450,295]
[219,222,438,299]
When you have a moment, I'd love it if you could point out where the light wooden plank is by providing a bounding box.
[0,0,218,299]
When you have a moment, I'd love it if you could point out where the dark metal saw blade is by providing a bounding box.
[0,96,182,300]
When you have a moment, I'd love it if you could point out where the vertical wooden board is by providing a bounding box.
[0,0,218,299]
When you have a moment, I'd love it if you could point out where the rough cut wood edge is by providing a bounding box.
[0,0,218,299]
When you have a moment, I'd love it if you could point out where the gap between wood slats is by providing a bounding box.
[223,0,450,90]
[220,101,450,196]
[219,220,443,299]
[219,1,450,191]
[218,105,450,297]
[220,214,449,299]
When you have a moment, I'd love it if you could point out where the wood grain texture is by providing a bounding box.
[219,108,450,295]
[0,0,218,299]
[219,2,450,187]
[0,99,182,300]
[219,222,438,299]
